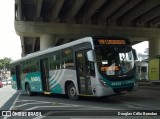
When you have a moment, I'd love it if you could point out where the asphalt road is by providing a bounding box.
[0,85,17,110]
[0,84,160,119]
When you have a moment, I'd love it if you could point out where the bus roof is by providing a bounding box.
[11,37,93,64]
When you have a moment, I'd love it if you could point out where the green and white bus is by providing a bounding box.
[10,37,138,100]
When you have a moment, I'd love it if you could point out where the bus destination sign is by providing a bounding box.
[98,39,126,45]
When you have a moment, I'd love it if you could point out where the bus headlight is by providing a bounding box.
[99,78,108,87]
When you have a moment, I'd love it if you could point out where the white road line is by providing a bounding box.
[16,99,42,102]
[25,103,117,111]
[51,102,118,110]
[9,92,21,109]
[3,92,21,119]
[16,99,54,103]
[14,102,52,108]
[12,99,118,110]
[26,105,80,110]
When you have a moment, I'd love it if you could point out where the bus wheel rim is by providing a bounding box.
[70,87,76,96]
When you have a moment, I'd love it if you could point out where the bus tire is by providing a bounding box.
[67,83,79,100]
[25,84,33,96]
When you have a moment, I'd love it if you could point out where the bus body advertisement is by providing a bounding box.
[10,37,138,99]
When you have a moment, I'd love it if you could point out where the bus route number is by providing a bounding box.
[98,39,126,45]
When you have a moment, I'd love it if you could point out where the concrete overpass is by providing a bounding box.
[14,0,160,58]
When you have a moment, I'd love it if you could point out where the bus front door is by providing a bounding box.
[76,50,92,95]
[40,59,50,92]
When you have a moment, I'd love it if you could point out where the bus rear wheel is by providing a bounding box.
[25,84,33,96]
[67,83,79,100]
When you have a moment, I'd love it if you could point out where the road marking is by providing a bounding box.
[24,102,118,118]
[14,102,52,108]
[16,99,53,103]
[25,102,117,110]
[9,92,21,110]
[26,105,80,110]
[3,92,21,119]
[17,99,64,104]
[15,98,118,110]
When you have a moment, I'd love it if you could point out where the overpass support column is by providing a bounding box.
[149,39,160,58]
[40,34,55,50]
[20,36,26,57]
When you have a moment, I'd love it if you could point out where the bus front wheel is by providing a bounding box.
[67,83,79,100]
[25,84,33,96]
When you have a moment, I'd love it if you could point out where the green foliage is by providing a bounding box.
[0,57,12,70]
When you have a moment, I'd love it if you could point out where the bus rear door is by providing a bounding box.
[15,65,22,90]
[40,59,50,92]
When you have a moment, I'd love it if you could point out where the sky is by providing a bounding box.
[0,0,148,61]
[132,41,149,54]
[0,0,21,60]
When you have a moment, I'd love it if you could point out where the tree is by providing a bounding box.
[0,57,12,70]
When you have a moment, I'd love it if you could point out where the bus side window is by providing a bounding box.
[63,48,74,69]
[86,52,95,76]
[50,51,61,70]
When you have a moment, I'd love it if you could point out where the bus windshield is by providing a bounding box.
[95,45,134,76]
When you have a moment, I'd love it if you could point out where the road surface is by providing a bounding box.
[0,84,160,119]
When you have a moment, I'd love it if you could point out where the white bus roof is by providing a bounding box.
[11,37,93,64]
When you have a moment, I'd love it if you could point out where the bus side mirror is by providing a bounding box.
[87,50,95,62]
[132,49,138,61]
